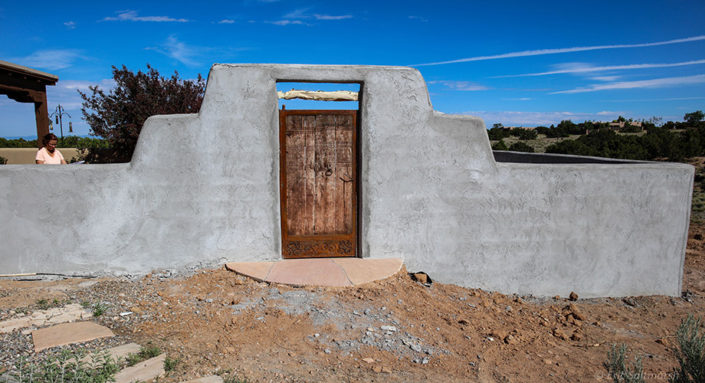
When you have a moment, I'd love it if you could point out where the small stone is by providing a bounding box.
[413,273,428,284]
[421,357,429,365]
[569,292,579,301]
[543,358,553,365]
[314,333,320,337]
[381,367,392,373]
[372,366,382,373]
[380,325,397,332]
[458,318,470,325]
[362,357,375,364]
[324,349,331,354]
[571,332,583,341]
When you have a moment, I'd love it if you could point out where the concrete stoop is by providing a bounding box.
[225,257,404,287]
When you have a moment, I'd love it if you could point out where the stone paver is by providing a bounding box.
[333,258,404,285]
[32,321,115,352]
[114,354,166,383]
[226,258,403,287]
[0,304,91,334]
[181,376,224,383]
[267,259,350,286]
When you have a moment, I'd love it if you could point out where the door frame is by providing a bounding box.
[278,108,361,259]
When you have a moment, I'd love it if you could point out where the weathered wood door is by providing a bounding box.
[279,109,358,258]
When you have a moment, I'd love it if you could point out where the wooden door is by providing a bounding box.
[279,109,358,258]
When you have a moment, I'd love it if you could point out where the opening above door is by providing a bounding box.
[276,82,360,110]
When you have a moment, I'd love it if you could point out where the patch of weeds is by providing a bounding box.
[604,343,644,383]
[670,314,705,383]
[163,356,179,373]
[13,349,119,383]
[81,301,91,309]
[92,303,108,317]
[223,375,248,383]
[36,299,50,310]
[125,343,162,367]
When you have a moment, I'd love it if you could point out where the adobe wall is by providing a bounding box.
[0,64,693,297]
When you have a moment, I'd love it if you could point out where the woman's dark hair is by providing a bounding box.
[42,133,58,146]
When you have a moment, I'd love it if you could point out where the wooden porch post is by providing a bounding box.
[34,86,50,148]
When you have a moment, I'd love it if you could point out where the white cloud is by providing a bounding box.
[269,20,306,26]
[552,74,705,94]
[146,36,201,67]
[502,97,532,101]
[408,15,428,22]
[218,19,235,24]
[602,96,705,102]
[272,8,352,24]
[414,35,705,66]
[430,80,489,91]
[9,49,83,71]
[103,10,188,23]
[64,21,76,29]
[313,14,352,20]
[591,76,621,81]
[495,59,705,78]
[463,110,628,126]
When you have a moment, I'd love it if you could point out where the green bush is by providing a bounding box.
[605,343,645,383]
[670,314,705,383]
[13,349,119,383]
[508,142,534,153]
[492,139,508,151]
[125,344,162,366]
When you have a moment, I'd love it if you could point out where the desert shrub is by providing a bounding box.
[0,156,7,165]
[508,142,534,153]
[605,343,645,383]
[13,349,118,383]
[670,314,705,383]
[510,128,538,140]
[488,127,511,140]
[125,344,161,366]
[492,139,508,151]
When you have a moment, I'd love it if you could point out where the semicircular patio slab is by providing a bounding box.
[225,258,403,287]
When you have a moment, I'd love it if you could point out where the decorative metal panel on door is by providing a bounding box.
[279,109,358,258]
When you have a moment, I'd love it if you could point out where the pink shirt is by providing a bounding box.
[36,147,65,164]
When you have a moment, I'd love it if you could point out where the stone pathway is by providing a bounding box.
[32,321,115,352]
[0,304,91,334]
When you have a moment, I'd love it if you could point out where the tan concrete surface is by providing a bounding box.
[224,261,274,281]
[32,321,115,352]
[266,258,351,286]
[225,258,403,287]
[114,354,166,383]
[333,258,404,285]
[0,303,91,334]
[0,148,81,164]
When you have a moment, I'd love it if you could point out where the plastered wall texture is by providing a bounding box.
[0,64,694,298]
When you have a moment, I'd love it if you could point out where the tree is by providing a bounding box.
[79,64,205,163]
[684,111,704,124]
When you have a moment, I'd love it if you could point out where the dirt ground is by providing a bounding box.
[2,171,705,382]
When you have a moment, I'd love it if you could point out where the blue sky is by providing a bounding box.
[1,0,704,137]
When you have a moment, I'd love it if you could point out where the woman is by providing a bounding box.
[35,133,67,164]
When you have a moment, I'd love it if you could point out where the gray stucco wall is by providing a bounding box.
[0,64,693,297]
